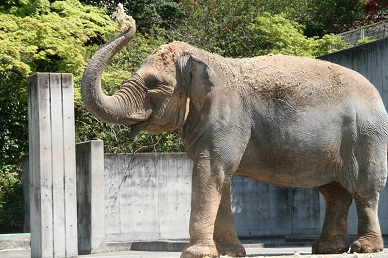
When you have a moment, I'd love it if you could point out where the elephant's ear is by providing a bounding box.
[177,54,213,110]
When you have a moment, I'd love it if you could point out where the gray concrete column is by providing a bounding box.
[28,73,77,258]
[76,140,106,254]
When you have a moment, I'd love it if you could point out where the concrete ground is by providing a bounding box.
[81,245,388,258]
[80,237,388,258]
[2,234,388,258]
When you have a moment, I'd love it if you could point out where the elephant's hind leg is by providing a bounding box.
[350,136,386,253]
[313,182,352,254]
[350,194,384,253]
[214,181,246,257]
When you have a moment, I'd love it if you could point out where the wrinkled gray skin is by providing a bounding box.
[82,22,388,257]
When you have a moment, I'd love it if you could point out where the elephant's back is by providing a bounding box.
[224,55,383,110]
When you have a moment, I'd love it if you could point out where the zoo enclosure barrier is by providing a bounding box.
[339,20,388,46]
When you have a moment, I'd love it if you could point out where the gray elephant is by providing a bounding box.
[81,9,388,258]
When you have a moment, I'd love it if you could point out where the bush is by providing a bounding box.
[0,165,23,233]
[0,0,117,233]
[175,1,346,58]
[80,0,185,33]
[0,72,28,233]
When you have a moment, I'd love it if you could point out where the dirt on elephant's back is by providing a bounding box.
[151,42,189,73]
[149,42,379,108]
[220,54,378,107]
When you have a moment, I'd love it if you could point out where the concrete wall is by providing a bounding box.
[319,37,388,235]
[319,37,388,110]
[232,178,320,237]
[103,153,321,242]
[104,153,192,242]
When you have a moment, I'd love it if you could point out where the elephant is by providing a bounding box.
[81,7,388,258]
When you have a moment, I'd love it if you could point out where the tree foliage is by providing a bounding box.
[0,0,117,77]
[81,0,184,33]
[0,0,118,233]
[301,0,364,36]
[174,0,346,58]
[0,72,27,232]
[360,0,388,19]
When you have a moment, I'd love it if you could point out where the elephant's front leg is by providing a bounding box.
[214,181,246,257]
[181,158,224,258]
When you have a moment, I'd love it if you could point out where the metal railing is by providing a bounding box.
[339,20,388,46]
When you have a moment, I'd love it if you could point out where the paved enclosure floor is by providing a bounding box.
[81,246,388,258]
[2,234,388,257]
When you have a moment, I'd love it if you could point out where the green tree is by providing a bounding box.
[303,0,365,36]
[0,0,117,77]
[0,0,118,233]
[359,0,388,20]
[251,14,346,57]
[175,0,346,58]
[0,72,27,232]
[251,0,365,36]
[80,0,184,33]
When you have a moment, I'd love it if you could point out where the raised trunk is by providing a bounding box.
[81,21,151,125]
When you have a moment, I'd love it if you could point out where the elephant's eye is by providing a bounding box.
[148,81,160,89]
[145,73,163,89]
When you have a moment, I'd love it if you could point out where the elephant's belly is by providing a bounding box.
[236,143,340,188]
[235,166,333,188]
[235,161,335,188]
[235,106,351,188]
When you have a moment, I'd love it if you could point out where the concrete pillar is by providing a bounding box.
[28,73,77,258]
[76,140,106,254]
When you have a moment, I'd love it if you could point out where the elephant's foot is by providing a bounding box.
[181,241,218,258]
[312,235,349,254]
[351,233,384,253]
[215,239,246,257]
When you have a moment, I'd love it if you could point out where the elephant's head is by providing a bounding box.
[81,9,219,137]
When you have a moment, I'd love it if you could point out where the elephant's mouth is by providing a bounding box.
[130,121,147,138]
[130,116,170,138]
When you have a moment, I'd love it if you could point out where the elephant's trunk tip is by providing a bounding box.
[112,3,136,31]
